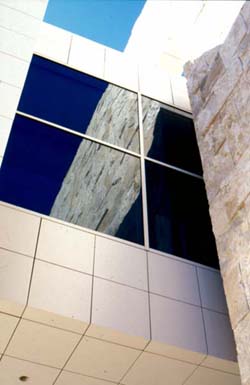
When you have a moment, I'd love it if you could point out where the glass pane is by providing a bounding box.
[146,161,218,268]
[0,115,144,245]
[18,55,140,152]
[142,96,203,175]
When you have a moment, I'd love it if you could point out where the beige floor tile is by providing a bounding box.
[0,355,60,385]
[65,336,141,382]
[184,366,241,385]
[0,313,19,353]
[145,340,206,365]
[122,351,195,385]
[86,324,148,350]
[56,370,118,385]
[202,355,240,375]
[6,319,81,368]
[23,306,88,334]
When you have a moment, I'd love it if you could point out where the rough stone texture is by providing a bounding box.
[185,2,250,384]
[51,84,160,235]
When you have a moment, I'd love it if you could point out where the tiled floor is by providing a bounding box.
[0,312,242,385]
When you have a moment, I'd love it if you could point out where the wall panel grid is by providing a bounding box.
[0,204,237,373]
[0,53,218,269]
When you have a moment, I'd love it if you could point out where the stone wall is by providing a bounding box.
[185,2,250,384]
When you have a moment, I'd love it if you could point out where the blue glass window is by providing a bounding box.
[146,160,218,268]
[0,115,143,245]
[18,55,140,152]
[143,96,203,175]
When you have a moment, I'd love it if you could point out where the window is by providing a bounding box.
[0,55,218,268]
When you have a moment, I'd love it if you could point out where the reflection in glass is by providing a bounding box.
[0,115,143,244]
[18,55,140,152]
[142,96,203,175]
[146,161,218,268]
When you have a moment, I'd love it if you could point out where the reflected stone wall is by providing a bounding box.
[51,84,160,235]
[185,2,250,384]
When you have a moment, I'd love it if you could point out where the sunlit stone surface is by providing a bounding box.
[185,2,250,384]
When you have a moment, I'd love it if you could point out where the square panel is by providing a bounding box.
[0,313,19,353]
[197,267,228,313]
[203,309,237,361]
[28,260,92,324]
[0,52,29,88]
[184,366,241,385]
[0,117,12,158]
[0,27,33,61]
[0,4,39,38]
[6,319,81,368]
[0,355,60,385]
[34,22,71,63]
[86,323,148,351]
[23,306,88,335]
[122,351,195,385]
[0,248,33,315]
[36,219,95,274]
[201,356,240,375]
[65,336,141,382]
[150,294,207,355]
[0,205,40,257]
[69,35,105,79]
[94,236,147,290]
[148,252,200,305]
[139,65,173,105]
[146,161,219,268]
[104,48,138,92]
[145,340,205,365]
[92,278,150,343]
[0,82,21,120]
[56,371,117,385]
[0,0,47,19]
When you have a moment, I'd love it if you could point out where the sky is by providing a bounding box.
[44,0,146,51]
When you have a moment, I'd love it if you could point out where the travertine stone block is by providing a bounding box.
[223,263,249,329]
[220,13,247,65]
[216,204,250,275]
[185,3,250,384]
[234,312,250,384]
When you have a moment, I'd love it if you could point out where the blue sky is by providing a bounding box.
[45,0,146,51]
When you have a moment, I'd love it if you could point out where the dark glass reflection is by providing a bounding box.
[146,161,218,268]
[142,96,203,175]
[0,115,143,244]
[18,55,140,152]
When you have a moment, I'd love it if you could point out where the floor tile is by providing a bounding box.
[65,336,140,382]
[184,366,241,385]
[122,351,195,385]
[0,355,60,385]
[6,319,81,368]
[0,313,19,353]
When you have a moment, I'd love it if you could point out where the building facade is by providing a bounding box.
[0,1,242,384]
